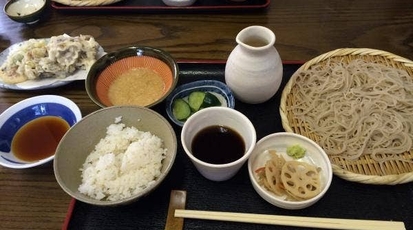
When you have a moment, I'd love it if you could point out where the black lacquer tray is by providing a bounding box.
[51,0,270,13]
[63,61,413,230]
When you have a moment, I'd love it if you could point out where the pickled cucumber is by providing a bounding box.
[172,98,191,121]
[188,91,221,112]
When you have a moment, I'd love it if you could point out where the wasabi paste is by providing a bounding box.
[286,144,306,159]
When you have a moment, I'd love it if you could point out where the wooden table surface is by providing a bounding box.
[0,0,412,229]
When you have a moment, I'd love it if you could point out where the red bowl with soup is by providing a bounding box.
[86,46,179,108]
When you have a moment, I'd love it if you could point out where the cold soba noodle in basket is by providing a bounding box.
[288,59,413,164]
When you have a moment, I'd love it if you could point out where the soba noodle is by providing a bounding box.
[289,59,413,163]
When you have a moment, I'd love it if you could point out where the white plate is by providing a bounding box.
[0,40,105,90]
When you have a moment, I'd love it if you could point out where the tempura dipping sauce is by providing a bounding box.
[6,0,45,17]
[11,116,70,162]
[191,125,245,164]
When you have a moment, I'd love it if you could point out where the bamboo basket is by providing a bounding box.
[52,0,123,6]
[280,48,413,185]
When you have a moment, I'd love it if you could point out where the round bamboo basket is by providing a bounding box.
[52,0,123,6]
[280,48,413,185]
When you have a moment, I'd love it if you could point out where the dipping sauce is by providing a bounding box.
[191,125,245,164]
[108,67,165,106]
[11,116,70,162]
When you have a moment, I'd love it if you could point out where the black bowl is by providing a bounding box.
[4,0,47,24]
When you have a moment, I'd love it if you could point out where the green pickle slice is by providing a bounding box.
[173,91,222,121]
[188,91,221,112]
[172,98,191,121]
[188,91,205,111]
[201,92,221,108]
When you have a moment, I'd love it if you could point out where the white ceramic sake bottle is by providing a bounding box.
[225,26,283,104]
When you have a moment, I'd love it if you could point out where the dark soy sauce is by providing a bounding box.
[191,125,245,164]
[12,116,70,162]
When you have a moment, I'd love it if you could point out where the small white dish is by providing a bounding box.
[248,132,333,209]
[162,0,196,7]
[0,95,82,169]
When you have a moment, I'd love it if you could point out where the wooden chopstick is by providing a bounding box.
[165,190,187,230]
[175,209,405,230]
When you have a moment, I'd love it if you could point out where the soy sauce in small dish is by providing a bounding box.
[191,125,245,164]
[12,116,70,162]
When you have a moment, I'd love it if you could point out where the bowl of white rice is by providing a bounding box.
[53,106,177,206]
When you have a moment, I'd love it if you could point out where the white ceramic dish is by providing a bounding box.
[0,40,105,90]
[0,95,82,169]
[248,132,333,209]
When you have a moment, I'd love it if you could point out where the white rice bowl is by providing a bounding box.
[78,120,167,201]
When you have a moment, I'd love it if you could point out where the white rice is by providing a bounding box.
[78,118,166,201]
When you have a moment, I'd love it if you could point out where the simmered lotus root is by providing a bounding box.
[280,161,321,200]
[261,150,286,196]
[256,149,323,201]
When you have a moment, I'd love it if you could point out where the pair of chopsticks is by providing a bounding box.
[174,209,405,230]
